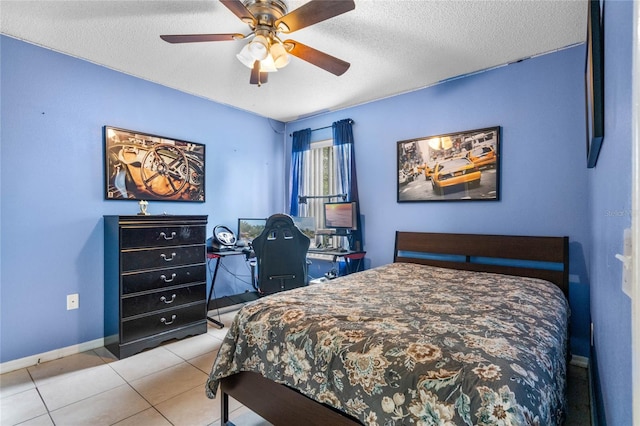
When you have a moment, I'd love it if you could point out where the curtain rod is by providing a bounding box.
[289,119,354,137]
[298,194,347,204]
[310,125,332,133]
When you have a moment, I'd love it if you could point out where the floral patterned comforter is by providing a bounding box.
[206,262,569,425]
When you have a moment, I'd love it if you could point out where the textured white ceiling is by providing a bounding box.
[1,0,587,122]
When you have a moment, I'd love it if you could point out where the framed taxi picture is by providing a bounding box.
[397,126,500,202]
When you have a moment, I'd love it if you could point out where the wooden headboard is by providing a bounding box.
[394,231,569,297]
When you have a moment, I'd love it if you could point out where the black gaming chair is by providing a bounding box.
[251,214,310,295]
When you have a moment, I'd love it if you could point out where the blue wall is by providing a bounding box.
[285,45,592,358]
[0,35,285,362]
[2,7,634,421]
[588,1,634,424]
[2,33,593,364]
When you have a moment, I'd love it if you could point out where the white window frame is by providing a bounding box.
[297,139,346,248]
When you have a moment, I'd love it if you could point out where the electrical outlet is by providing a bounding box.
[67,293,79,310]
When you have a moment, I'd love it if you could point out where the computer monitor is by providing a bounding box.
[237,218,266,244]
[323,202,357,232]
[292,216,316,246]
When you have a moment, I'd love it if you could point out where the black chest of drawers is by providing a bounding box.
[104,215,208,359]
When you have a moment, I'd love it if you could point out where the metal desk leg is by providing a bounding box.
[206,256,225,329]
[344,253,365,275]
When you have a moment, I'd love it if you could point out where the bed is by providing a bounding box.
[206,231,570,425]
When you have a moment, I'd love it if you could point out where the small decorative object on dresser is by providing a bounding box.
[104,215,208,359]
[138,200,150,215]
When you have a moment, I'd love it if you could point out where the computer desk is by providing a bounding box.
[206,248,252,328]
[206,248,366,328]
[307,249,366,275]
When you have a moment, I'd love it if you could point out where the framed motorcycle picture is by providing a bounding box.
[103,126,205,202]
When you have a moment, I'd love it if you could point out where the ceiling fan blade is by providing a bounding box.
[250,61,260,84]
[220,0,256,25]
[284,40,350,76]
[250,61,268,86]
[160,34,243,43]
[276,0,355,33]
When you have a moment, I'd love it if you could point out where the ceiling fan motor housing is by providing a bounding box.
[244,0,288,29]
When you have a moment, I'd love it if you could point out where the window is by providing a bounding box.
[298,139,341,233]
[290,120,358,250]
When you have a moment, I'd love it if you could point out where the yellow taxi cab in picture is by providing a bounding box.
[417,162,435,180]
[431,157,481,195]
[466,145,496,169]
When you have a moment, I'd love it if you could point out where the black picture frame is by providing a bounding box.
[397,126,500,202]
[104,126,205,202]
[585,0,604,168]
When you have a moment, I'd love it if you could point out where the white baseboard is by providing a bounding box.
[0,339,592,375]
[0,338,104,374]
[570,355,589,368]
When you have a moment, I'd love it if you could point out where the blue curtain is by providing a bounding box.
[332,118,358,202]
[332,119,362,251]
[289,128,311,216]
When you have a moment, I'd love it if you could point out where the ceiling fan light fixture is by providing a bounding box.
[161,0,356,85]
[270,43,290,68]
[236,44,255,68]
[260,54,278,73]
[248,34,269,60]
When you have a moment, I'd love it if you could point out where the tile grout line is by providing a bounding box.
[102,355,163,426]
[101,346,223,426]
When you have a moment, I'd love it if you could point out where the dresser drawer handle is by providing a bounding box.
[160,231,177,240]
[160,252,177,261]
[160,294,177,304]
[160,273,177,282]
[160,315,177,325]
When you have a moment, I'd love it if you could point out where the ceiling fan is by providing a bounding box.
[160,0,355,86]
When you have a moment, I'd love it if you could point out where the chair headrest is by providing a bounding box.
[264,214,295,228]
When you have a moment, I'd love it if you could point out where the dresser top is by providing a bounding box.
[104,215,208,225]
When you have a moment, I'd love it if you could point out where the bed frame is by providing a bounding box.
[219,231,569,425]
[394,231,569,297]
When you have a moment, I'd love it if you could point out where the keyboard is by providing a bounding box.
[308,248,349,254]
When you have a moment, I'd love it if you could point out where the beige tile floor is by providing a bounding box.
[1,308,590,426]
[0,310,269,426]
